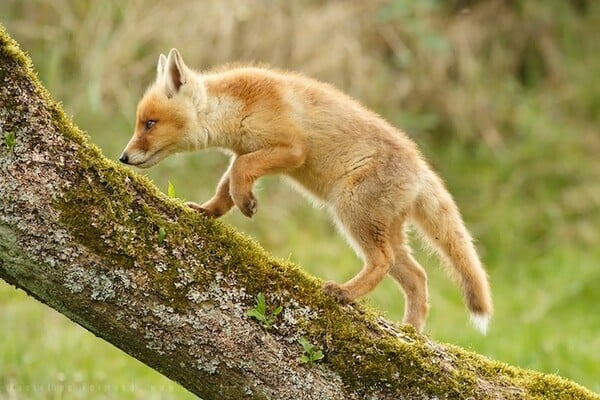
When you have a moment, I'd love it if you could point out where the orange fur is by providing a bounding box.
[120,49,493,333]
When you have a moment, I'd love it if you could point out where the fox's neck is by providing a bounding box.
[199,83,246,154]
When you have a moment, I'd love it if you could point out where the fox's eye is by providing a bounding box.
[145,119,157,130]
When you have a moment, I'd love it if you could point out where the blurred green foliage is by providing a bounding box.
[1,0,599,398]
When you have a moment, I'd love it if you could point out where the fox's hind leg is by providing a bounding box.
[323,200,395,304]
[387,217,429,331]
[390,217,429,331]
[389,250,429,331]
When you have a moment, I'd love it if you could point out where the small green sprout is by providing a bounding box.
[246,292,282,329]
[157,226,166,244]
[4,131,16,150]
[167,181,177,198]
[298,337,324,367]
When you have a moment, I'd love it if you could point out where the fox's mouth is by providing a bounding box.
[120,146,171,169]
[131,157,160,169]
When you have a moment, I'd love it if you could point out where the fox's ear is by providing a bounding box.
[165,48,187,97]
[157,53,167,80]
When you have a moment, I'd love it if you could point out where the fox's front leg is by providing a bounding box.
[187,161,234,218]
[229,144,307,218]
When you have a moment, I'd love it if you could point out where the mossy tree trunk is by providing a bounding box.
[0,26,598,400]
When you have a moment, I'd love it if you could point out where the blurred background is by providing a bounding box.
[1,0,599,398]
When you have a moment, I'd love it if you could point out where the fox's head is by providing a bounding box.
[120,49,208,168]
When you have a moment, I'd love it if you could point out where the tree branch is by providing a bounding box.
[0,25,597,400]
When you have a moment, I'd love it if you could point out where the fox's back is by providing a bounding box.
[205,66,408,145]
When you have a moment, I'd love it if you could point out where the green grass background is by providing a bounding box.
[1,1,600,398]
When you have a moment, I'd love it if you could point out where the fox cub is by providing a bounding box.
[120,49,493,333]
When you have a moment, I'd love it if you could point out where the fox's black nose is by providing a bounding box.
[119,153,129,164]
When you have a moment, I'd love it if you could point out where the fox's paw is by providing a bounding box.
[323,281,353,305]
[186,201,221,218]
[234,192,258,218]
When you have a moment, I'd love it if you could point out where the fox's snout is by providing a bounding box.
[117,141,161,169]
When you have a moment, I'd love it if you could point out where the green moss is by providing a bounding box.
[0,26,34,77]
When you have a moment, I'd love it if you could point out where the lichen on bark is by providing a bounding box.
[1,24,599,400]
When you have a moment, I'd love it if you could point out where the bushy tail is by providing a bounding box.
[411,173,493,334]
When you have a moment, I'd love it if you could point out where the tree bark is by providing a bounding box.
[0,25,598,400]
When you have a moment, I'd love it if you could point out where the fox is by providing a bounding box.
[120,48,493,333]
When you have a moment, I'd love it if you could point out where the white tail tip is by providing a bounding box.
[470,313,490,335]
